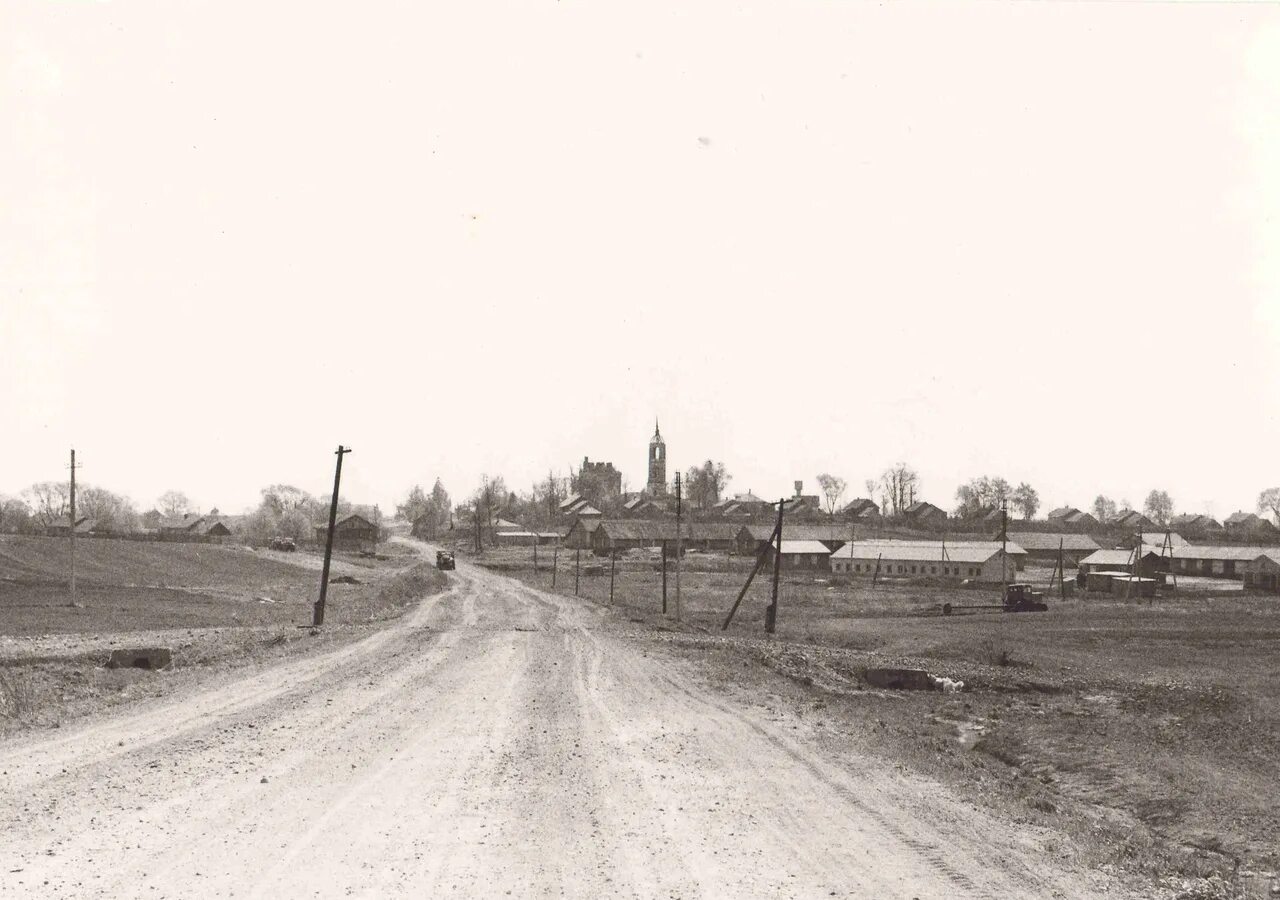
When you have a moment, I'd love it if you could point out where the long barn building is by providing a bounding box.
[830,541,1022,583]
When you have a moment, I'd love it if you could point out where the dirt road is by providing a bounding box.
[0,554,1126,898]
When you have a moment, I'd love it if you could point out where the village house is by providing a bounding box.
[620,496,663,518]
[314,513,379,551]
[1171,513,1223,534]
[902,501,947,527]
[1224,512,1278,538]
[830,541,1018,583]
[780,483,824,521]
[839,498,881,521]
[159,513,206,536]
[1112,509,1156,530]
[712,492,774,520]
[45,516,95,537]
[1046,507,1101,530]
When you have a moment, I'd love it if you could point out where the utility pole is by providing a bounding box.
[68,449,82,607]
[552,539,559,588]
[1000,498,1009,601]
[661,540,668,613]
[575,548,581,596]
[765,497,784,633]
[313,445,351,627]
[674,472,682,623]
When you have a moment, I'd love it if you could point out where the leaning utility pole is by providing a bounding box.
[68,449,81,606]
[674,472,683,622]
[313,445,351,627]
[765,497,784,634]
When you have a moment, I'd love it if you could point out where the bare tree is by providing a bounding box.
[158,490,193,517]
[879,463,919,517]
[0,496,33,533]
[22,481,69,528]
[1092,495,1117,524]
[684,460,730,511]
[1257,487,1280,527]
[78,486,140,533]
[1144,490,1174,527]
[815,473,847,518]
[1011,483,1040,520]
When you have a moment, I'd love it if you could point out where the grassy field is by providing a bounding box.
[0,535,448,735]
[0,534,426,634]
[479,545,1280,898]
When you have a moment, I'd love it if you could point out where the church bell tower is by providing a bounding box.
[646,421,667,496]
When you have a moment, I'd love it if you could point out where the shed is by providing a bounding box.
[1167,544,1277,579]
[493,530,560,547]
[562,517,603,550]
[590,521,682,556]
[684,523,743,552]
[1108,575,1159,598]
[1243,553,1280,593]
[1078,548,1166,579]
[762,540,832,572]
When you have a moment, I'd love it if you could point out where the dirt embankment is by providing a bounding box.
[0,539,448,737]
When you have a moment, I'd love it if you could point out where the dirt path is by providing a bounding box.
[0,555,1130,898]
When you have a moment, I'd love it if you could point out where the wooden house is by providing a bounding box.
[314,513,379,551]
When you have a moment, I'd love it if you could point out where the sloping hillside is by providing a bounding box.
[0,535,310,591]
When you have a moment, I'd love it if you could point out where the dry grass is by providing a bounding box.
[0,539,447,736]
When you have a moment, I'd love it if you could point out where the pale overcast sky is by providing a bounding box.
[3,1,1278,519]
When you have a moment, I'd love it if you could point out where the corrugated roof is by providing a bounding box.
[831,539,1025,557]
[829,542,1018,563]
[1005,533,1100,552]
[738,524,864,543]
[159,514,203,531]
[1137,532,1187,547]
[832,543,1004,564]
[1164,544,1279,562]
[593,521,682,541]
[1079,548,1163,566]
[772,540,832,555]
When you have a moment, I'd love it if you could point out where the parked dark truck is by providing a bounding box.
[1003,583,1048,612]
[436,550,456,571]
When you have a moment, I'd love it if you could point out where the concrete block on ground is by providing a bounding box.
[863,667,934,691]
[106,648,172,671]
